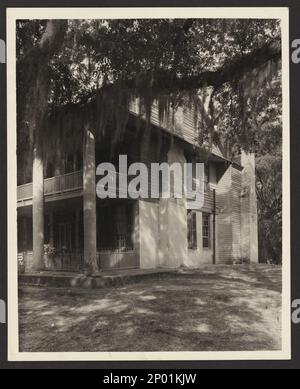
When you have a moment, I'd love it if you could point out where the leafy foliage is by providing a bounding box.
[17,18,281,150]
[256,150,282,263]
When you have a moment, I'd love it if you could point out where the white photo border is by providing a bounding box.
[7,7,291,361]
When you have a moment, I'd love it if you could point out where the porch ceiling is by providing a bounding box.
[18,196,83,216]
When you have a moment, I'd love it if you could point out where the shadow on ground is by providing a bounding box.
[18,264,282,352]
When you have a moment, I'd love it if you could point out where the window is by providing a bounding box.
[76,150,82,171]
[202,213,210,248]
[58,222,73,251]
[204,162,210,192]
[45,162,54,178]
[65,153,74,174]
[97,203,134,251]
[187,210,197,249]
[18,217,33,251]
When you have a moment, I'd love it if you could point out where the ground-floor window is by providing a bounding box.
[187,210,197,249]
[202,213,211,248]
[57,222,73,251]
[52,209,80,252]
[17,216,33,251]
[97,202,134,251]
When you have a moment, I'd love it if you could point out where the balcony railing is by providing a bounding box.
[44,170,83,195]
[98,233,134,252]
[17,170,83,202]
[17,169,214,210]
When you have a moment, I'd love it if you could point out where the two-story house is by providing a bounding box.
[17,99,258,272]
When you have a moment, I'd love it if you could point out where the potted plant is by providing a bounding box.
[44,244,56,269]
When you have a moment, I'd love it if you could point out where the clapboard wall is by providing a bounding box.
[216,165,233,264]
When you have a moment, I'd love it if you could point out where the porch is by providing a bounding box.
[17,197,139,272]
[18,250,139,273]
[18,267,175,289]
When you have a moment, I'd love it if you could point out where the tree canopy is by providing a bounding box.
[17,18,282,154]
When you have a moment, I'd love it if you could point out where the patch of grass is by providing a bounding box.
[18,264,282,352]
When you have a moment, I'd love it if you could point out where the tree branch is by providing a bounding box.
[139,39,281,93]
[18,20,68,66]
[50,37,281,111]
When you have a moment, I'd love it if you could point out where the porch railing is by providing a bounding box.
[18,251,85,272]
[98,234,134,252]
[45,252,84,272]
[17,170,83,202]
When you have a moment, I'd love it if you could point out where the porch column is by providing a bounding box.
[83,127,97,273]
[158,143,188,268]
[32,142,45,270]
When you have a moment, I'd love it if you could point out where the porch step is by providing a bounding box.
[18,268,176,289]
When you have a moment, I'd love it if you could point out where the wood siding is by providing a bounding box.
[216,165,243,264]
[129,99,198,145]
[216,166,233,264]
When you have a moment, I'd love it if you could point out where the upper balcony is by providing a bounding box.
[17,170,83,207]
[17,169,215,212]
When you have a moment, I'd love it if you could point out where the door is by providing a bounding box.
[58,222,72,251]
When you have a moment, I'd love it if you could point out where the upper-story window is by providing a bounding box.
[45,162,54,178]
[202,213,211,248]
[65,153,74,174]
[62,151,82,174]
[204,162,210,192]
[76,150,82,171]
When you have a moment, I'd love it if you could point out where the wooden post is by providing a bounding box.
[32,141,45,270]
[83,127,97,273]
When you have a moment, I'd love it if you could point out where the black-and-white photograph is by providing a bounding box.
[7,7,289,359]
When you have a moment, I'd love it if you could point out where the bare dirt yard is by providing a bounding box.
[18,264,282,352]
